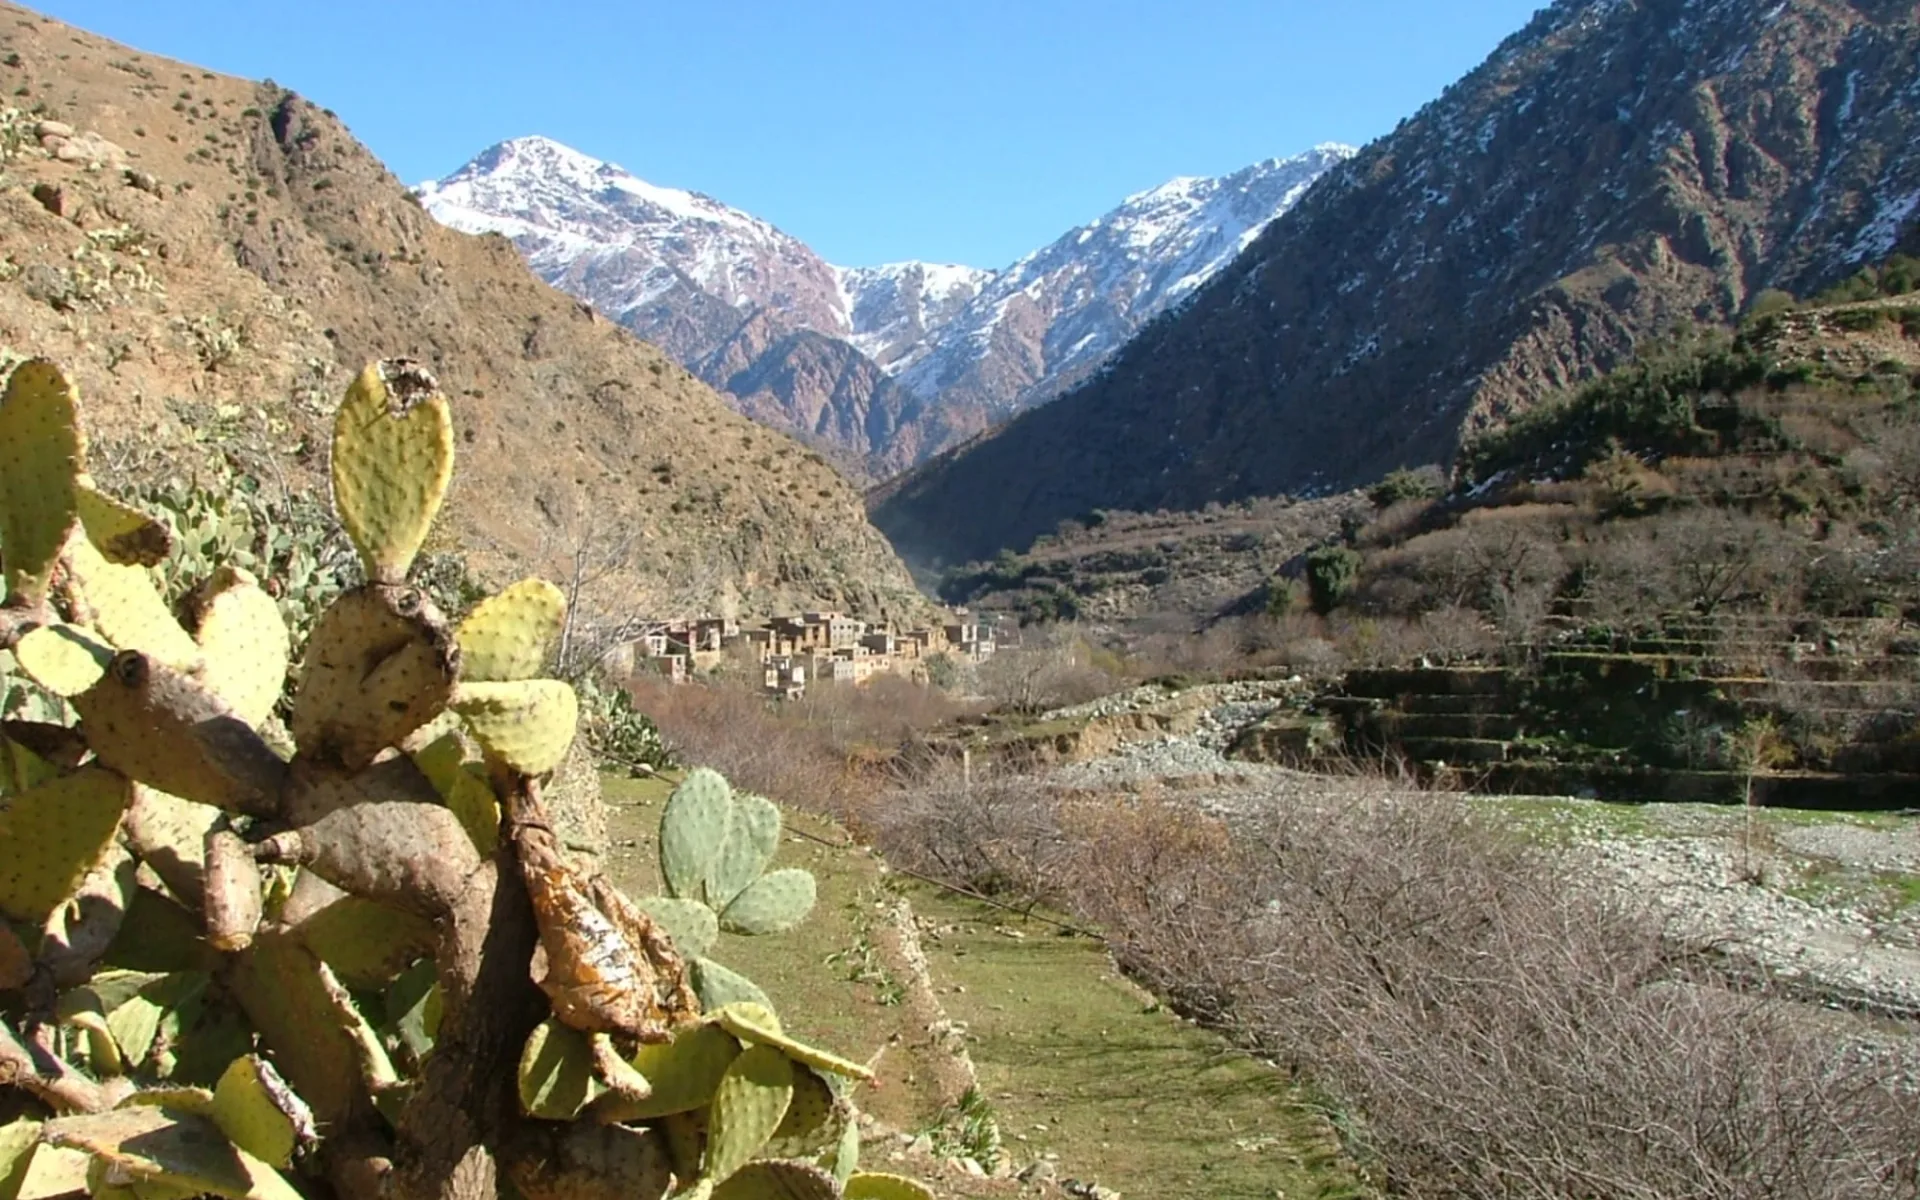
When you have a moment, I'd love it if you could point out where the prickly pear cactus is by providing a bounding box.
[0,358,927,1200]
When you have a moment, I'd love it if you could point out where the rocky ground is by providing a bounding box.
[1037,681,1920,1019]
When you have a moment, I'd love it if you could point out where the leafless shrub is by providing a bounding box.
[974,626,1124,713]
[874,770,1920,1199]
[866,761,1064,898]
[1053,790,1920,1200]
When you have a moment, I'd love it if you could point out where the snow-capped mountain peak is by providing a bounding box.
[418,137,1354,476]
[418,135,841,324]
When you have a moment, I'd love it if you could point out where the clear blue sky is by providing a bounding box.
[32,0,1544,268]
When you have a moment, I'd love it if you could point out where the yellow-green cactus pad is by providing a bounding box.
[41,1105,302,1200]
[292,896,435,990]
[103,887,221,976]
[591,1022,741,1123]
[76,483,173,567]
[828,1114,860,1184]
[0,360,82,607]
[636,896,720,961]
[843,1173,937,1200]
[64,536,203,672]
[291,585,456,770]
[210,1056,313,1170]
[708,1005,873,1082]
[763,1068,847,1161]
[517,1016,604,1121]
[717,869,816,937]
[13,622,112,697]
[331,360,453,585]
[75,654,287,817]
[704,1044,796,1186]
[0,1119,39,1198]
[451,679,578,776]
[410,731,501,855]
[455,578,565,682]
[15,1142,90,1200]
[691,958,774,1013]
[712,1160,842,1200]
[192,569,290,730]
[0,764,130,923]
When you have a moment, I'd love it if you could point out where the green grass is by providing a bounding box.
[903,883,1373,1199]
[600,772,1374,1198]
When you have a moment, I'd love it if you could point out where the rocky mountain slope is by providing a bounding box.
[0,3,928,625]
[871,0,1920,566]
[420,139,1351,478]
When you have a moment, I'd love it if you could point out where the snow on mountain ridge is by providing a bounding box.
[417,136,1355,474]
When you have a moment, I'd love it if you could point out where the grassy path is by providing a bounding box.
[601,772,1369,1197]
[904,884,1371,1199]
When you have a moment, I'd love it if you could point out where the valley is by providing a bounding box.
[1,1,1919,1199]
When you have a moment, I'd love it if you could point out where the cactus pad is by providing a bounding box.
[455,578,565,682]
[592,1022,741,1123]
[661,768,733,900]
[41,1104,302,1199]
[122,786,220,902]
[763,1067,847,1161]
[517,1016,604,1121]
[410,731,501,854]
[0,764,130,923]
[291,585,457,770]
[64,536,204,673]
[828,1114,860,1185]
[635,896,720,961]
[76,483,173,567]
[718,869,816,937]
[191,568,291,730]
[708,1005,873,1082]
[712,1159,842,1200]
[0,359,82,606]
[203,829,263,952]
[704,1043,795,1186]
[0,1119,38,1195]
[75,654,288,816]
[843,1173,937,1200]
[451,679,578,776]
[293,895,436,989]
[13,622,113,697]
[706,791,782,910]
[331,359,453,585]
[691,957,774,1013]
[210,1056,313,1169]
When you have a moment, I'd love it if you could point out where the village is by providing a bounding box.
[625,610,1000,698]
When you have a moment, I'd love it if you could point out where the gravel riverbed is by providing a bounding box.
[1042,681,1920,1017]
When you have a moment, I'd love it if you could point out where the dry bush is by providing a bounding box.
[628,673,976,819]
[873,765,1920,1198]
[1574,508,1808,623]
[1044,789,1920,1200]
[1357,496,1440,548]
[864,762,1064,898]
[974,626,1125,713]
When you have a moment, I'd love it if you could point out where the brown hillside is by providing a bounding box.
[0,2,929,625]
[871,0,1920,566]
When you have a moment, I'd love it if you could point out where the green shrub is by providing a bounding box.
[1306,545,1362,614]
[1368,466,1443,507]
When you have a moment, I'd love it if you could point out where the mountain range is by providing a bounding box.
[872,0,1920,566]
[0,1,928,626]
[419,138,1353,478]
